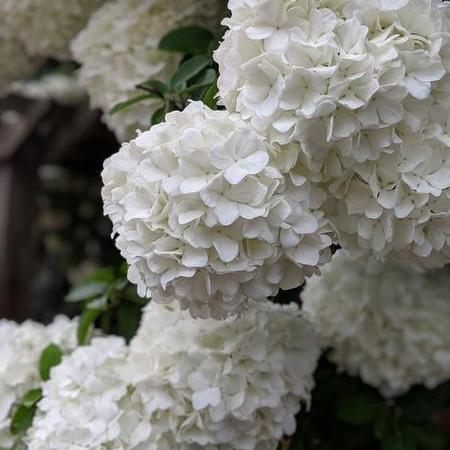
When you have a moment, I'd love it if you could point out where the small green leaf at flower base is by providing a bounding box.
[109,93,157,115]
[159,26,214,54]
[39,344,63,381]
[202,81,219,109]
[151,106,166,126]
[22,389,43,409]
[65,281,108,302]
[11,438,27,450]
[171,55,211,90]
[77,308,101,345]
[10,405,35,435]
[10,389,42,435]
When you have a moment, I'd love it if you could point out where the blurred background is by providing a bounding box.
[0,66,121,323]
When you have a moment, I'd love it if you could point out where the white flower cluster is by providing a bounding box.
[125,300,320,449]
[0,0,103,91]
[215,0,450,267]
[27,300,320,449]
[26,337,144,450]
[72,0,222,140]
[302,250,450,397]
[102,101,332,318]
[10,74,86,106]
[0,316,78,449]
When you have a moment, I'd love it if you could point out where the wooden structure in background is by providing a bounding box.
[0,96,112,320]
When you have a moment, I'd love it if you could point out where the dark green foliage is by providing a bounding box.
[109,94,159,114]
[151,106,167,125]
[202,81,219,109]
[171,55,211,90]
[288,359,450,450]
[10,388,43,438]
[159,26,214,54]
[65,265,149,343]
[109,24,225,126]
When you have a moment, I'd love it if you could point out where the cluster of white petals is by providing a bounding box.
[0,316,78,449]
[215,0,450,267]
[0,0,103,91]
[102,101,332,318]
[123,300,320,449]
[71,0,222,140]
[302,250,450,397]
[27,301,320,449]
[26,337,143,450]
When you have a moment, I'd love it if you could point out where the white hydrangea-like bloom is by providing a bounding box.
[0,316,78,449]
[122,300,321,449]
[302,250,450,397]
[72,0,223,140]
[102,101,332,319]
[26,337,150,450]
[215,0,450,267]
[0,0,103,91]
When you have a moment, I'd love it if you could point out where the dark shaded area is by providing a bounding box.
[290,357,450,450]
[0,95,120,322]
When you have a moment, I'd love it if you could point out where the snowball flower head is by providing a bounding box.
[122,300,321,449]
[0,316,78,449]
[72,0,223,140]
[26,337,148,450]
[215,0,450,267]
[102,101,332,319]
[0,0,103,91]
[302,250,450,397]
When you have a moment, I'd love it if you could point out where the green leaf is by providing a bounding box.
[159,26,214,54]
[65,281,108,302]
[117,302,143,343]
[171,55,211,90]
[337,389,386,426]
[122,284,147,304]
[77,308,101,345]
[81,267,115,284]
[10,399,38,436]
[22,389,42,408]
[202,81,219,109]
[11,438,27,450]
[183,68,217,94]
[86,294,109,311]
[119,261,128,276]
[151,106,166,126]
[39,344,62,381]
[109,94,157,115]
[138,79,170,96]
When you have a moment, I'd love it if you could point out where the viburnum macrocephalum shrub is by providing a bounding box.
[71,0,223,140]
[26,301,320,449]
[302,250,450,397]
[0,0,104,92]
[215,0,450,268]
[0,317,78,449]
[102,101,332,318]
